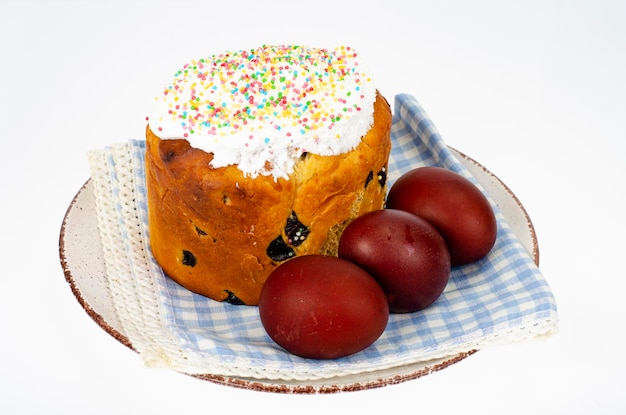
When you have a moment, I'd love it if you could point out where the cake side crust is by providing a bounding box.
[145,92,392,305]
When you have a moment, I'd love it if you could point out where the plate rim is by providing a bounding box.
[59,179,135,352]
[58,147,539,393]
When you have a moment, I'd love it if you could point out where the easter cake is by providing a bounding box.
[145,45,392,305]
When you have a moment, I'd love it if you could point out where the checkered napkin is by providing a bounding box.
[87,93,558,381]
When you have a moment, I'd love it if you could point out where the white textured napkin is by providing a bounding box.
[87,93,558,380]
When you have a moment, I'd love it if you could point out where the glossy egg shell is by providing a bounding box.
[386,166,497,266]
[258,255,389,360]
[338,209,451,313]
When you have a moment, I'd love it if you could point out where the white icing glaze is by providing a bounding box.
[147,45,376,179]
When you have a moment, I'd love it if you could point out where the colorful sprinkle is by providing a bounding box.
[148,45,376,179]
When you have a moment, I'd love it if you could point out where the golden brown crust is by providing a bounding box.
[145,92,392,305]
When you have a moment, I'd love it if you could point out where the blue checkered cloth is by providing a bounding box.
[101,93,557,379]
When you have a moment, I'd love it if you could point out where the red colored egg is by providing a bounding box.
[338,209,451,313]
[258,255,389,359]
[386,166,497,266]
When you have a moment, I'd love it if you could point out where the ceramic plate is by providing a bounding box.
[59,147,538,393]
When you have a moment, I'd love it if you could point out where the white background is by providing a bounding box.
[2,0,625,413]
